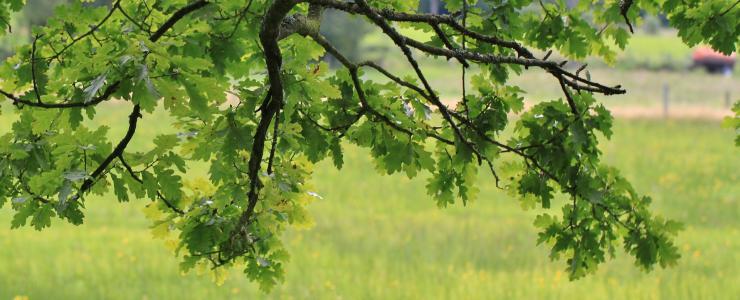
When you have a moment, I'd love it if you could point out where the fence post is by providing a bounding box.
[726,90,732,109]
[662,83,669,118]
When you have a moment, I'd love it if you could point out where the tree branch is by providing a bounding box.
[304,0,624,96]
[118,154,185,215]
[46,0,122,62]
[354,0,481,163]
[308,32,454,145]
[151,0,210,41]
[62,1,211,202]
[70,104,141,202]
[237,0,299,232]
[1,1,211,109]
[430,23,469,67]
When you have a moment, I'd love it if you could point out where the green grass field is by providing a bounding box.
[1,109,737,299]
[616,32,692,68]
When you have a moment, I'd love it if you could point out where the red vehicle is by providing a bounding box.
[692,46,736,74]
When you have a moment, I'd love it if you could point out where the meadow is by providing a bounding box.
[0,107,737,299]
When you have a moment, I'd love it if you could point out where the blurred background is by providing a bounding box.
[1,1,738,299]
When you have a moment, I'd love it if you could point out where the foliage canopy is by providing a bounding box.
[0,0,738,291]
